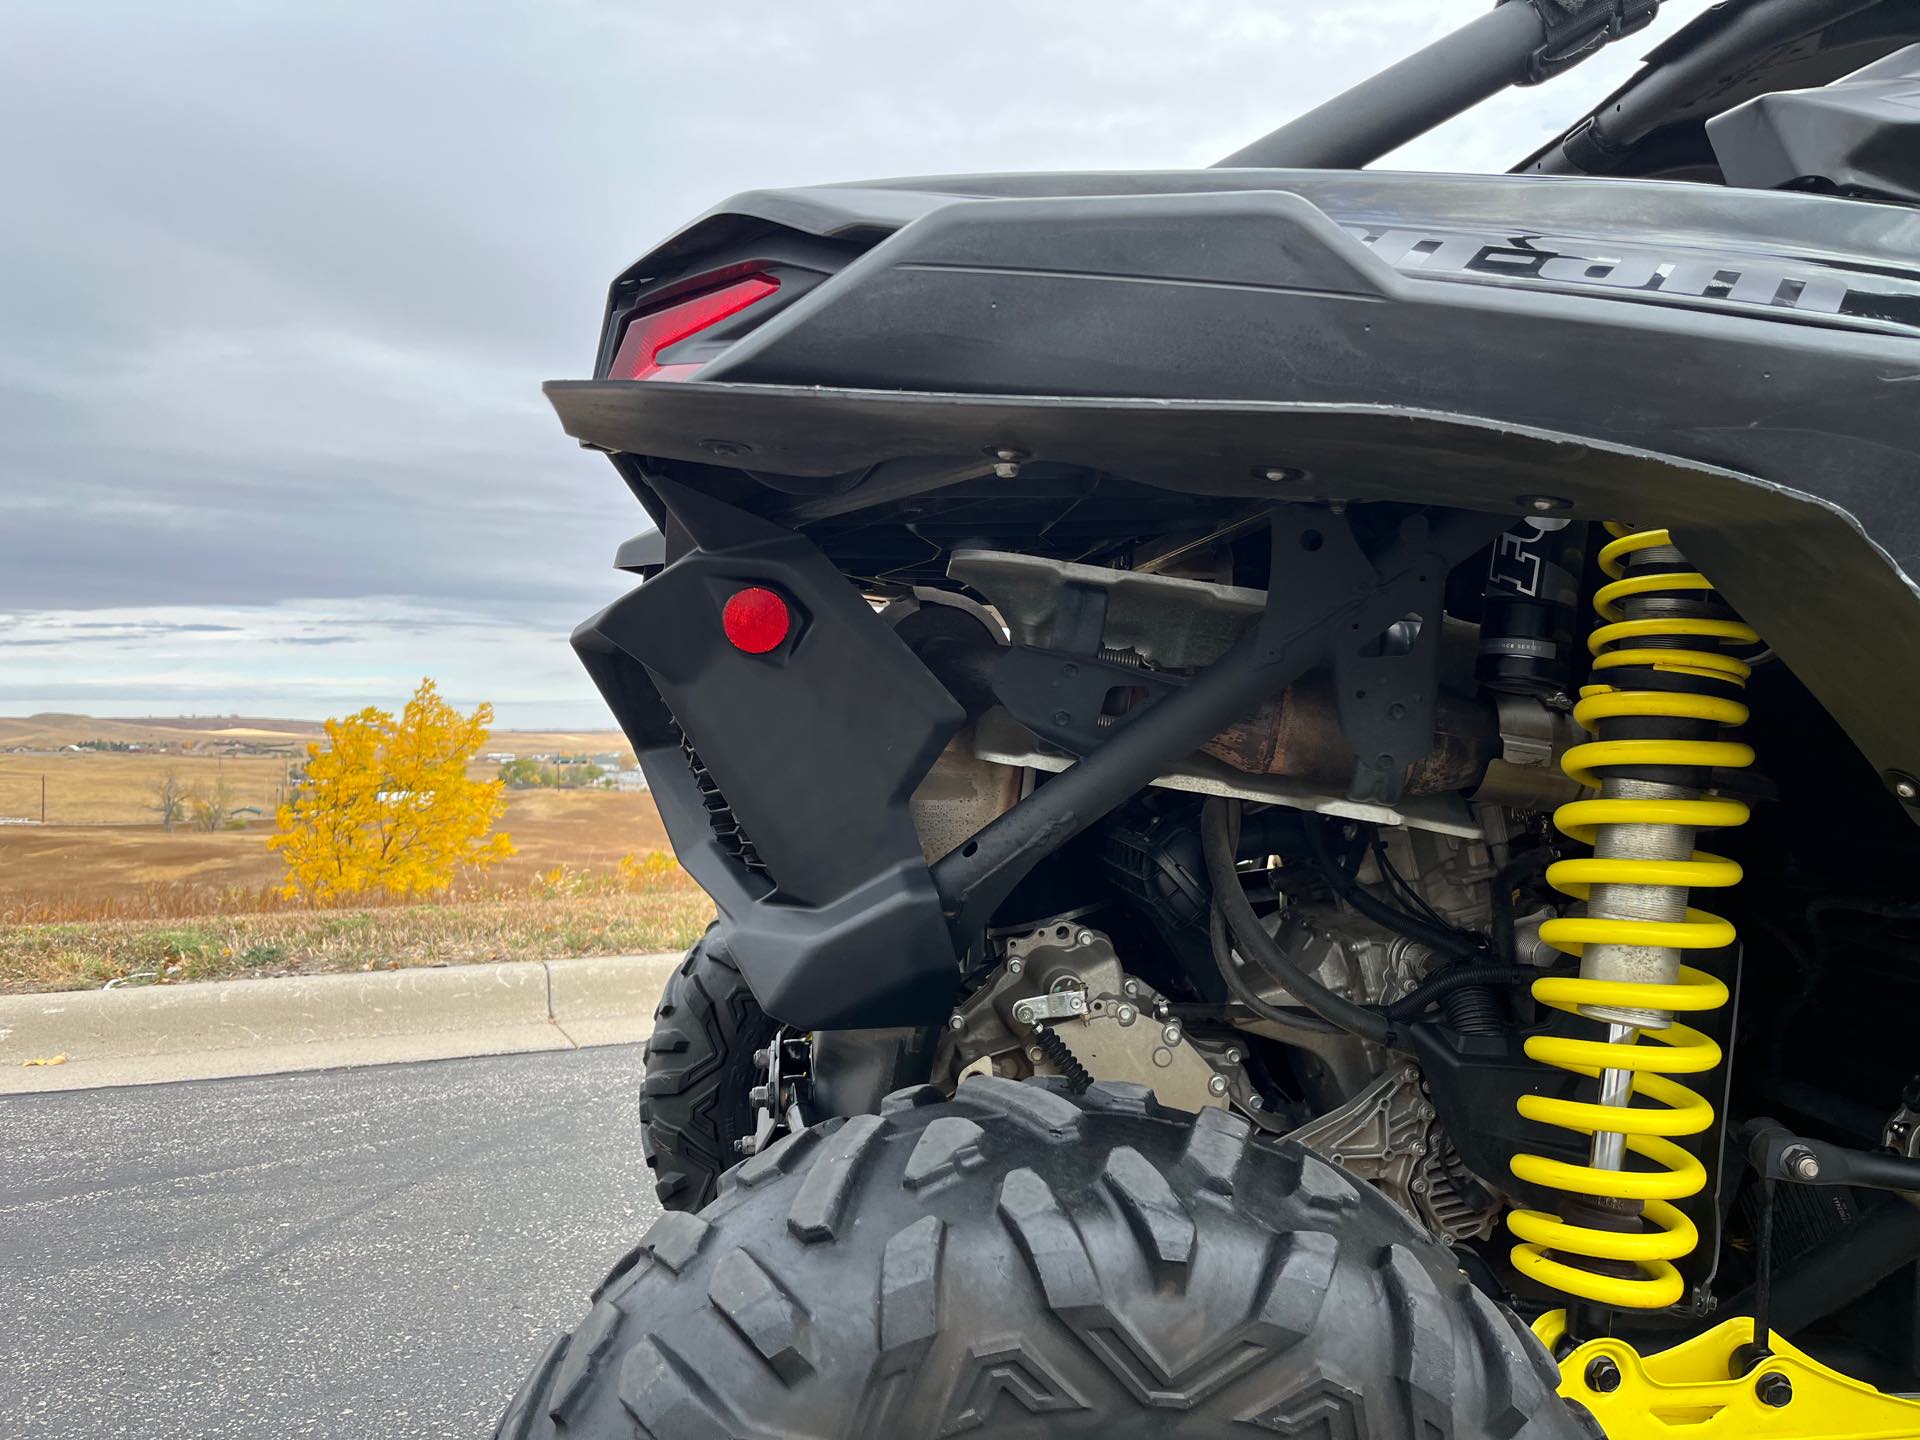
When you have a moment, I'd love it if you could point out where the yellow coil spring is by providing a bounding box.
[1506,526,1759,1310]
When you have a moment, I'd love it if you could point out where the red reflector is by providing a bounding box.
[611,273,780,381]
[722,586,791,654]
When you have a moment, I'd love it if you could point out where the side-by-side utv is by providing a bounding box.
[500,2,1920,1434]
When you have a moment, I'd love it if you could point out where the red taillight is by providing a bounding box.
[610,273,780,381]
[722,586,791,654]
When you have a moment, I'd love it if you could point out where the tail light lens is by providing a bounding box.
[610,272,780,381]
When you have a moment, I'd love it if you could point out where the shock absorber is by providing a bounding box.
[1506,525,1759,1311]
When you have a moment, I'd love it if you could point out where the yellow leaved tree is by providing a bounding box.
[270,679,514,901]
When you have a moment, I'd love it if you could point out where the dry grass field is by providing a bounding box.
[0,714,712,993]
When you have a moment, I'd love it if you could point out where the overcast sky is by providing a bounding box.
[0,0,1703,727]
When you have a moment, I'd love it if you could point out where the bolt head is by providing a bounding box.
[1207,1075,1229,1096]
[1116,1005,1137,1026]
[948,1014,965,1031]
[1585,1356,1622,1394]
[1161,1024,1182,1046]
[1756,1372,1793,1408]
[1891,770,1920,803]
[1122,980,1140,997]
[1793,1153,1821,1180]
[1006,957,1024,975]
[1026,1045,1045,1063]
[1225,1048,1242,1065]
[1520,493,1572,514]
[1247,1095,1264,1109]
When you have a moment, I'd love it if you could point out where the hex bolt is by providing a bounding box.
[947,1014,965,1031]
[1225,1048,1242,1065]
[1006,957,1024,976]
[1756,1372,1793,1408]
[1075,929,1096,947]
[748,1085,771,1107]
[1013,1002,1036,1025]
[1116,1004,1137,1026]
[1207,1075,1229,1096]
[1026,1046,1045,1063]
[1783,1144,1822,1181]
[1584,1357,1622,1394]
[1122,980,1140,998]
[1162,1024,1182,1046]
[1247,1095,1265,1109]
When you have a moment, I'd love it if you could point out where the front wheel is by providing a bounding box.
[500,1077,1593,1439]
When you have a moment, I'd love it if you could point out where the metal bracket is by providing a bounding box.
[1332,562,1447,806]
[1536,1312,1920,1438]
[1011,989,1091,1025]
[991,646,1184,756]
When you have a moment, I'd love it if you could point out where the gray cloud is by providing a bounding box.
[0,0,1703,716]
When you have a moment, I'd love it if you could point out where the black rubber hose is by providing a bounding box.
[1305,818,1486,963]
[1384,961,1543,1023]
[1491,848,1554,965]
[1440,982,1504,1035]
[1201,799,1397,1047]
[1207,903,1343,1036]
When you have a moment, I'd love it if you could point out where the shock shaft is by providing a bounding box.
[1579,539,1715,1171]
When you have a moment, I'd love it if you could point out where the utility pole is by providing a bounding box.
[40,773,46,824]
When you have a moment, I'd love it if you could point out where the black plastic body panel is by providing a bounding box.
[573,479,965,1028]
[560,166,1920,1021]
[552,174,1920,806]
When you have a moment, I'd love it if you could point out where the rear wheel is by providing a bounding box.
[501,1077,1593,1439]
[639,928,775,1210]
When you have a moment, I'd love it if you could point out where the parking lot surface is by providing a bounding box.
[1,1045,659,1439]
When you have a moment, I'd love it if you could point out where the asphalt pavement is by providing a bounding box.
[0,1045,661,1439]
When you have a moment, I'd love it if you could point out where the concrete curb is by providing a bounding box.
[0,952,681,1094]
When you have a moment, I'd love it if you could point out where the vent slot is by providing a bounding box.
[680,729,770,880]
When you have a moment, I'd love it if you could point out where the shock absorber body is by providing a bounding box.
[1508,527,1759,1312]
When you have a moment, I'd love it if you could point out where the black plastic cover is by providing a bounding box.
[1709,41,1920,202]
[573,478,965,1027]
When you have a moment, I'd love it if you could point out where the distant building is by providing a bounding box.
[606,769,651,792]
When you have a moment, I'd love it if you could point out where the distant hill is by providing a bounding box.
[0,713,628,755]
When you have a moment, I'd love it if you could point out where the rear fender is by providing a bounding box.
[574,477,965,1027]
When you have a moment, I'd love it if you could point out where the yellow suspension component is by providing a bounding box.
[1508,526,1760,1311]
[1533,1312,1920,1438]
